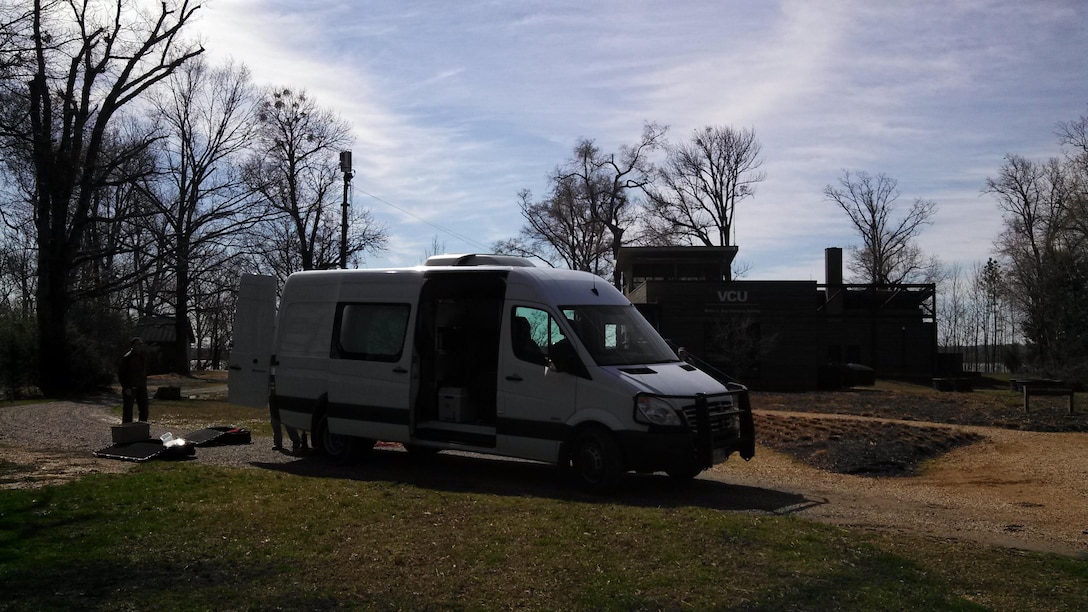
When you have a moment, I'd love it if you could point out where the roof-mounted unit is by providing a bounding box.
[424,253,535,267]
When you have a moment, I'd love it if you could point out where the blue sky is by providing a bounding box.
[192,0,1088,280]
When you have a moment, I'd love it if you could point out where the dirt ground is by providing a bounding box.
[715,381,1088,558]
[754,380,1087,475]
[1,377,1086,558]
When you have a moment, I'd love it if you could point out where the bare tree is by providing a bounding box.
[498,188,610,273]
[189,257,246,370]
[0,185,35,313]
[986,154,1060,365]
[0,178,38,397]
[245,88,386,282]
[1057,110,1088,169]
[506,124,666,286]
[986,152,1086,372]
[645,125,765,248]
[1057,111,1088,246]
[423,235,446,262]
[140,58,262,374]
[975,258,1003,372]
[0,0,202,394]
[824,170,937,285]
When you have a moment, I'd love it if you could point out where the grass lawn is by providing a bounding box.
[1,461,1086,611]
[1,394,1086,610]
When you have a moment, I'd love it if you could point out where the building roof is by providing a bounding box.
[134,316,195,343]
[616,245,739,267]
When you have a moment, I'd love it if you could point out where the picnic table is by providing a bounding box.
[1013,379,1076,414]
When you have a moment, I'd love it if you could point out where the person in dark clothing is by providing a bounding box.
[269,400,308,452]
[118,337,149,423]
[512,316,547,365]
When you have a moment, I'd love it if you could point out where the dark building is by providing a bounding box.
[616,246,937,390]
[132,316,195,375]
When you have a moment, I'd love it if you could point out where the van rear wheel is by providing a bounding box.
[316,415,373,465]
[570,429,624,494]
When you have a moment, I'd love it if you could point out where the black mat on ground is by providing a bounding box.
[94,441,164,462]
[94,440,195,462]
[183,426,252,447]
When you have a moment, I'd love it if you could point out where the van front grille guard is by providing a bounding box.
[635,383,755,467]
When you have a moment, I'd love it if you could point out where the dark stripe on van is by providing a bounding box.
[496,418,569,441]
[274,395,409,427]
[274,395,317,417]
[276,395,569,443]
[414,427,496,447]
[328,402,410,426]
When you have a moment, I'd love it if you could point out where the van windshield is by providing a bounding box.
[560,305,679,367]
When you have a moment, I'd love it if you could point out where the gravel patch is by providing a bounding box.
[0,399,302,488]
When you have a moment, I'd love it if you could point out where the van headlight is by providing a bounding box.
[635,396,682,427]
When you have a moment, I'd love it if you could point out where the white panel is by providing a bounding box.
[227,274,277,408]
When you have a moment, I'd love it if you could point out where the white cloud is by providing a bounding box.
[188,0,1088,277]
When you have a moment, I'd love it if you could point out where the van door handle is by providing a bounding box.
[505,374,523,382]
[393,367,408,374]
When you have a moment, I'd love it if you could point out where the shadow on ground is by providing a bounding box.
[251,447,822,515]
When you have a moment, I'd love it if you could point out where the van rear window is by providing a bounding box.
[334,303,410,362]
[280,302,334,356]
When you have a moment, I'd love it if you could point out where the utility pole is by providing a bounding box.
[339,151,353,269]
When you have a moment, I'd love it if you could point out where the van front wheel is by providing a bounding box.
[569,429,624,494]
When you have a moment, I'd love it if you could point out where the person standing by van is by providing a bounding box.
[118,337,149,423]
[269,402,308,452]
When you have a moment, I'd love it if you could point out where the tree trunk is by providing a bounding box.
[173,235,191,375]
[35,248,71,396]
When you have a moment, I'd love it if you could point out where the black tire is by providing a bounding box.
[666,464,702,480]
[569,428,624,494]
[316,415,373,465]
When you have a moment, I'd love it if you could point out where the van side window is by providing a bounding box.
[511,306,565,365]
[335,303,410,362]
[280,302,334,356]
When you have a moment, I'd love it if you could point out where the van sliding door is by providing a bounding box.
[413,271,506,445]
[326,301,414,441]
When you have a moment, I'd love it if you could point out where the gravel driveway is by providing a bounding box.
[0,398,298,484]
[2,398,1086,559]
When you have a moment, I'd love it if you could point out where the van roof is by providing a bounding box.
[283,265,630,307]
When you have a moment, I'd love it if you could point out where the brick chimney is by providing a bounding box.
[825,247,843,286]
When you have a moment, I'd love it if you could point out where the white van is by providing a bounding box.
[228,254,754,492]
